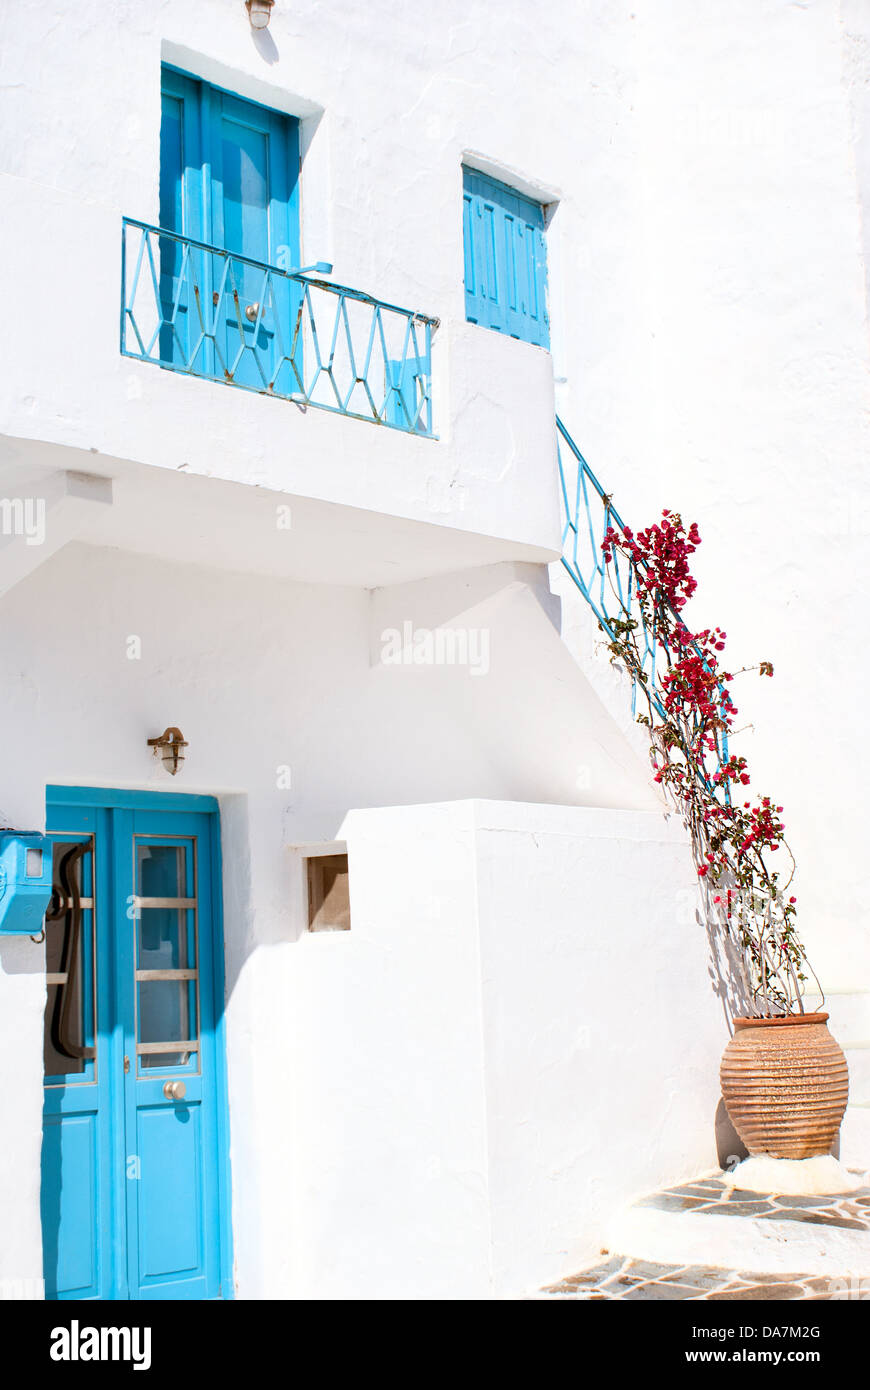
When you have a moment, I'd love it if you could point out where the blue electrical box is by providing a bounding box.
[0,833,53,936]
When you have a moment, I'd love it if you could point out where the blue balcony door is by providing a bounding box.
[158,71,203,371]
[159,66,301,390]
[40,789,232,1301]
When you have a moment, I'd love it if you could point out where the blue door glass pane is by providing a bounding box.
[139,908,186,966]
[462,167,550,348]
[136,840,198,1072]
[138,841,184,895]
[138,843,187,971]
[138,980,191,1045]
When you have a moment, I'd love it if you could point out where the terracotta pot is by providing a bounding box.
[720,1012,849,1160]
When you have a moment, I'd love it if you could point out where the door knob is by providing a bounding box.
[245,302,260,323]
[163,1080,186,1101]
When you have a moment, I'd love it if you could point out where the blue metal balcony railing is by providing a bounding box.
[556,415,730,772]
[120,218,438,437]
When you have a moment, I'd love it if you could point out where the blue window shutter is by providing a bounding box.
[461,167,550,349]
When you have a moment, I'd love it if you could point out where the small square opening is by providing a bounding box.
[306,853,350,932]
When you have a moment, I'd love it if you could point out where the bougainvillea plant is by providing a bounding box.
[600,509,820,1018]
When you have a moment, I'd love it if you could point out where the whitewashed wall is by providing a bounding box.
[0,543,685,1297]
[0,2,563,558]
[0,0,868,1297]
[474,801,725,1294]
[2,0,868,983]
[550,2,870,992]
[2,0,866,988]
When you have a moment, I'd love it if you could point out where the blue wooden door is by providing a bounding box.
[40,789,232,1301]
[159,67,301,391]
[209,88,299,390]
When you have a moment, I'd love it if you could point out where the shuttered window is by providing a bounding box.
[462,168,550,348]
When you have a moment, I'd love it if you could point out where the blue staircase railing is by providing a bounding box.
[556,414,729,771]
[121,218,439,437]
[557,415,664,717]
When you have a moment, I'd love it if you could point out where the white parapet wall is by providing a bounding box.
[0,936,46,1300]
[273,799,727,1300]
[472,801,727,1295]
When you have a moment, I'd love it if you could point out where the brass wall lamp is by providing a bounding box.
[147,727,188,776]
[246,0,275,28]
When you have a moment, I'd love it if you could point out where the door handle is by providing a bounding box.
[163,1080,186,1101]
[245,302,261,323]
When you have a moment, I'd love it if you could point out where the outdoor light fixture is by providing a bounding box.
[246,0,275,28]
[147,726,188,776]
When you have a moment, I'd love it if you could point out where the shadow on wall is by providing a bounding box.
[702,897,753,1034]
[250,26,279,66]
[715,1098,748,1171]
[705,895,755,1171]
[218,791,256,1004]
[0,933,45,978]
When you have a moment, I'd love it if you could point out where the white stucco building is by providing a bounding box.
[0,0,867,1300]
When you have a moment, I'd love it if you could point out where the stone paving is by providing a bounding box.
[543,1173,870,1301]
[544,1256,845,1300]
[633,1174,870,1231]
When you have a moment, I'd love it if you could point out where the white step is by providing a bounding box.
[610,1179,870,1278]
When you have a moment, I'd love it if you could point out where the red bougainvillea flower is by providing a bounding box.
[599,504,809,1016]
